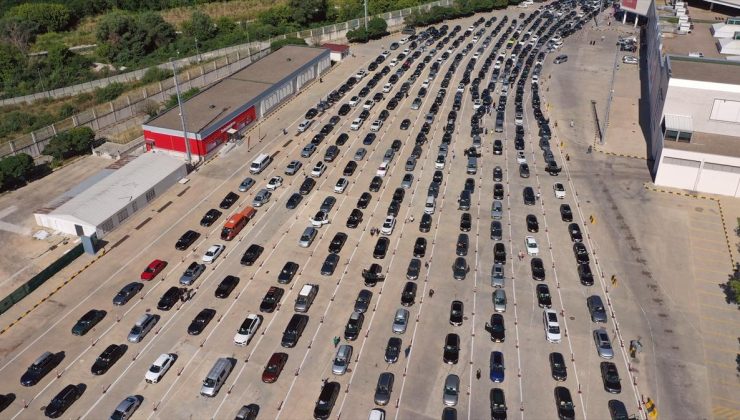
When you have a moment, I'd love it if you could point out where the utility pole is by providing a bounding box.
[364,0,368,31]
[170,58,192,165]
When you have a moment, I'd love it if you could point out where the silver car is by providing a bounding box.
[401,173,414,189]
[374,372,394,405]
[383,148,395,163]
[493,289,507,313]
[442,374,460,406]
[331,344,353,375]
[392,308,409,334]
[354,148,367,161]
[285,160,302,175]
[491,200,503,219]
[593,328,614,359]
[238,177,255,192]
[587,295,607,323]
[301,143,316,158]
[491,264,504,288]
[252,189,271,207]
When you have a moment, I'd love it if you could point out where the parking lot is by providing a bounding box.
[0,2,695,420]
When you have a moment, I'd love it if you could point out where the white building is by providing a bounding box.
[710,17,740,38]
[35,152,187,238]
[653,56,740,197]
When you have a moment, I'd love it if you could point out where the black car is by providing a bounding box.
[578,264,594,286]
[443,333,460,364]
[338,104,351,116]
[113,282,144,306]
[363,133,376,145]
[608,400,629,420]
[452,256,469,280]
[336,132,349,146]
[460,213,472,232]
[215,275,240,298]
[157,286,184,311]
[313,381,340,420]
[413,237,427,257]
[21,352,60,386]
[44,384,82,418]
[91,345,125,375]
[456,234,469,256]
[531,258,545,281]
[357,192,371,209]
[385,337,402,363]
[494,243,506,265]
[560,204,573,222]
[369,176,383,192]
[324,145,340,162]
[0,393,13,413]
[286,192,303,209]
[260,287,284,313]
[321,254,340,276]
[344,311,364,340]
[568,223,583,242]
[419,213,432,233]
[523,187,536,205]
[278,262,299,284]
[493,166,503,182]
[554,387,575,420]
[493,140,503,154]
[299,177,316,195]
[200,209,222,227]
[488,314,505,342]
[328,232,348,254]
[373,237,390,259]
[386,200,400,217]
[433,170,443,184]
[311,133,325,146]
[392,187,405,204]
[188,308,216,335]
[573,243,590,264]
[549,352,568,381]
[71,309,106,336]
[401,282,417,306]
[305,108,318,119]
[343,161,357,176]
[600,362,622,394]
[175,230,200,250]
[490,388,507,420]
[526,214,539,232]
[400,119,411,130]
[449,300,464,326]
[346,208,363,228]
[490,221,502,240]
[320,124,334,135]
[219,192,239,209]
[536,284,552,308]
[464,178,475,193]
[239,244,264,266]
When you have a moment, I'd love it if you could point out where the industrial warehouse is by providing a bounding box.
[142,45,332,160]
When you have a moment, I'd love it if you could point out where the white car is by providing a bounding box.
[553,183,566,199]
[377,162,389,177]
[622,55,638,64]
[399,37,408,44]
[389,58,398,67]
[363,100,375,111]
[310,210,330,227]
[383,83,392,93]
[525,236,539,256]
[234,314,262,346]
[473,99,482,110]
[370,120,383,132]
[355,69,367,79]
[543,309,562,343]
[349,96,360,107]
[516,151,527,164]
[334,178,349,193]
[266,176,283,191]
[145,353,175,384]
[311,162,326,177]
[202,244,225,263]
[381,216,396,235]
[350,118,364,131]
[422,79,430,89]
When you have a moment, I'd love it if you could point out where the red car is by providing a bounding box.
[262,352,288,383]
[141,259,167,280]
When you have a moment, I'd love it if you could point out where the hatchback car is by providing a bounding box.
[491,200,503,219]
[493,289,507,312]
[443,374,460,406]
[560,204,573,222]
[526,214,539,232]
[374,372,395,406]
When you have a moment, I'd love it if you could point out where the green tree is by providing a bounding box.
[6,3,71,34]
[183,11,218,41]
[259,5,293,27]
[0,42,26,93]
[0,153,34,188]
[289,0,328,26]
[270,37,308,52]
[0,15,38,52]
[367,17,388,38]
[42,126,95,161]
[96,11,175,65]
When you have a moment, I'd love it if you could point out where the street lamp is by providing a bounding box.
[170,58,193,165]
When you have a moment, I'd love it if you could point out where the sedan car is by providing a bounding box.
[549,352,568,381]
[252,189,272,207]
[145,353,175,384]
[554,386,575,420]
[452,257,469,280]
[385,337,402,363]
[460,213,472,232]
[573,243,590,264]
[374,372,394,406]
[331,344,353,375]
[400,118,411,129]
[113,282,143,306]
[369,176,383,192]
[344,311,364,340]
[443,374,460,406]
[353,289,373,314]
[278,262,299,284]
[568,223,583,242]
[175,230,200,250]
[373,237,390,259]
[286,193,303,209]
[493,289,507,312]
[456,234,469,256]
[354,147,367,161]
[523,187,536,205]
[202,244,225,263]
[241,244,264,266]
[157,286,183,311]
[343,161,357,176]
[320,254,340,276]
[593,328,615,359]
[266,176,283,191]
[215,275,239,298]
[234,314,262,346]
[443,333,460,364]
[601,362,622,393]
[543,309,562,343]
[560,204,573,222]
[392,308,409,334]
[525,236,539,256]
[199,209,222,227]
[488,313,505,342]
[141,259,167,280]
[346,209,363,228]
[449,301,464,326]
[413,237,427,257]
[536,284,552,308]
[490,351,505,383]
[301,143,317,158]
[44,384,81,418]
[219,192,239,209]
[578,263,594,286]
[188,308,216,335]
[419,213,432,232]
[285,160,302,175]
[91,344,125,375]
[526,214,539,232]
[262,352,288,383]
[381,216,396,235]
[71,309,106,336]
[259,287,284,313]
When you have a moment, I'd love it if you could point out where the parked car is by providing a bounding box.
[593,328,614,359]
[202,244,225,263]
[113,282,143,306]
[219,192,239,209]
[188,308,216,335]
[262,352,288,383]
[140,259,167,280]
[44,384,82,418]
[91,345,125,375]
[71,309,106,336]
[145,353,175,384]
[175,230,200,250]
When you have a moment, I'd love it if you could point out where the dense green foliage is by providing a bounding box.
[346,16,388,43]
[42,126,94,161]
[164,87,200,108]
[0,152,34,190]
[270,37,308,52]
[96,11,176,65]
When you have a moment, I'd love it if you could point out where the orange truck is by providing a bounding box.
[221,207,256,241]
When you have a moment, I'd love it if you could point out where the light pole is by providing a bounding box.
[364,0,368,31]
[195,36,201,62]
[170,58,192,165]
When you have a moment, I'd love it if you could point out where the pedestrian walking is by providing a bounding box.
[476,369,481,380]
[429,288,435,298]
[333,336,340,348]
[566,154,570,161]
[404,345,411,358]
[536,192,541,201]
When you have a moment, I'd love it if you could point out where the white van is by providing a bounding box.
[200,358,233,397]
[249,153,272,174]
[424,195,436,215]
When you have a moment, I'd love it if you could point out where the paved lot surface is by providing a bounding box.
[0,4,733,420]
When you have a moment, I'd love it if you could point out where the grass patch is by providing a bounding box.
[160,0,288,28]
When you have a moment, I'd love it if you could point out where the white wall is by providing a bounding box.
[655,147,740,197]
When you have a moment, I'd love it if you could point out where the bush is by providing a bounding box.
[347,17,388,43]
[164,87,200,109]
[0,153,34,191]
[42,126,95,162]
[94,82,126,103]
[140,67,170,85]
[270,37,308,52]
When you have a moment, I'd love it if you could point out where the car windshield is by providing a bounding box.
[549,326,560,334]
[150,365,161,373]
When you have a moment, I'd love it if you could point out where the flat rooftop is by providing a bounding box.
[664,131,740,158]
[146,46,327,133]
[668,55,740,84]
